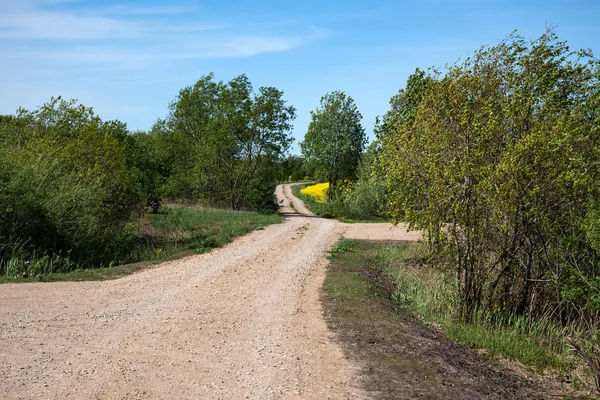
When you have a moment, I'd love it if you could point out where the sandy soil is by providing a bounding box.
[343,223,422,241]
[2,184,389,399]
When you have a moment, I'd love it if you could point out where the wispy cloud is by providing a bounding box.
[0,0,326,58]
[99,3,200,17]
[10,33,308,67]
[0,0,332,130]
[0,10,140,40]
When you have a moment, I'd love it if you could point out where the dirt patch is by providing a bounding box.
[322,240,535,400]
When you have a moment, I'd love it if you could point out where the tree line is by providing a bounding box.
[376,30,600,327]
[305,30,599,332]
[0,74,298,275]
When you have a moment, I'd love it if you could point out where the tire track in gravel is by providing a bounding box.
[0,184,368,399]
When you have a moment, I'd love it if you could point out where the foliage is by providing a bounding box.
[327,145,389,220]
[1,204,282,282]
[163,73,296,210]
[295,142,389,221]
[378,242,575,376]
[136,204,282,260]
[126,127,172,213]
[382,29,600,317]
[300,91,366,201]
[293,182,387,223]
[279,155,308,182]
[0,97,140,275]
[0,73,293,278]
[379,29,600,388]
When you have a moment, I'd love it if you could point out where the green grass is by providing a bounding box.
[376,242,578,375]
[1,204,283,283]
[139,205,282,257]
[325,239,592,394]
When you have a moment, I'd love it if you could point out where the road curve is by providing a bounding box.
[0,185,369,399]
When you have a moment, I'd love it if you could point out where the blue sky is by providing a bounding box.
[1,0,599,154]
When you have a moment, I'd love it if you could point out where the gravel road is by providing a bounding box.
[3,184,415,399]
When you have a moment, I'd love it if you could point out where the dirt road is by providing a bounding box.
[1,184,422,399]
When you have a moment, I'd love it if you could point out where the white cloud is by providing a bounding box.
[0,0,324,58]
[0,9,139,39]
[7,32,307,69]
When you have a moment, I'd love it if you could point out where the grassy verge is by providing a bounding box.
[292,183,388,223]
[377,241,592,395]
[1,205,283,283]
[324,239,592,398]
[322,239,529,399]
[137,205,282,258]
[378,244,565,369]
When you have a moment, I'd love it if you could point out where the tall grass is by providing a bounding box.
[0,238,77,278]
[1,204,282,282]
[378,242,582,376]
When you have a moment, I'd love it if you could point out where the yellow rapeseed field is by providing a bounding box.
[300,182,329,203]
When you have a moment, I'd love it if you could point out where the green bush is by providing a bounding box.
[0,98,140,274]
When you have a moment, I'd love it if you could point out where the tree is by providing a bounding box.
[381,29,600,325]
[280,155,306,182]
[300,91,366,201]
[164,73,296,209]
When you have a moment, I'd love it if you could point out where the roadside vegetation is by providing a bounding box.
[297,91,389,220]
[0,74,292,280]
[378,243,578,376]
[374,29,600,393]
[323,239,534,399]
[0,201,282,283]
[136,205,282,260]
[325,239,593,398]
[298,28,600,395]
[293,180,388,222]
[0,204,280,283]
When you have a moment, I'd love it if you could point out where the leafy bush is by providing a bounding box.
[0,98,140,273]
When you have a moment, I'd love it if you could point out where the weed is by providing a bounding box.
[329,239,356,259]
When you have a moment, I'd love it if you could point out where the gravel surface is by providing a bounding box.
[0,184,383,400]
[343,223,422,241]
